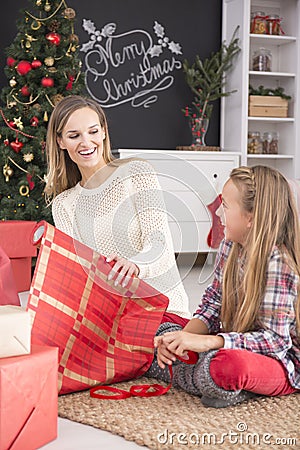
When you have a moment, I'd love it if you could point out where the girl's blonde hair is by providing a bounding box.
[44,95,114,199]
[221,165,300,333]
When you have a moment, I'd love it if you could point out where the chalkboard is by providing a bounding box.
[0,0,222,150]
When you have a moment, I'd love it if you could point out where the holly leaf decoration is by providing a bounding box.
[154,21,165,38]
[168,41,182,55]
[80,41,95,53]
[82,19,97,35]
[149,45,163,57]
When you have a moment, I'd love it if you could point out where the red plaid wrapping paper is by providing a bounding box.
[26,221,169,395]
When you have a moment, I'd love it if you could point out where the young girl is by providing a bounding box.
[44,95,190,319]
[153,165,300,407]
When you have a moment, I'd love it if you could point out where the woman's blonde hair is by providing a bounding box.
[221,165,300,333]
[44,95,114,199]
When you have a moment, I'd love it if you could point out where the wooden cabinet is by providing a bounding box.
[221,0,300,179]
[118,149,240,253]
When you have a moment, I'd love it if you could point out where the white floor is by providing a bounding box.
[25,257,214,450]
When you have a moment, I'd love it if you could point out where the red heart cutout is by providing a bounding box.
[10,140,24,153]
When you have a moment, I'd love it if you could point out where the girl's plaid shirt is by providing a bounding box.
[193,239,300,389]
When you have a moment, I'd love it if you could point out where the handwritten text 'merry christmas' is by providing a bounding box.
[81,21,183,108]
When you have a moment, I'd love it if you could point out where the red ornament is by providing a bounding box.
[16,60,32,76]
[66,75,75,91]
[4,139,10,146]
[21,85,30,96]
[7,57,16,67]
[10,139,24,153]
[41,77,54,87]
[26,174,35,191]
[31,59,42,69]
[9,121,16,128]
[46,32,61,46]
[30,116,39,127]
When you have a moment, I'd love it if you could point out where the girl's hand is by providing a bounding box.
[160,330,224,357]
[106,254,140,287]
[154,336,178,369]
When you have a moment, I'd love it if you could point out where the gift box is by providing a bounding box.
[0,305,30,358]
[0,245,20,306]
[0,345,58,450]
[0,221,37,292]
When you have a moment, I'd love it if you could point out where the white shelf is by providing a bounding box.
[249,70,296,77]
[250,34,297,45]
[248,116,295,122]
[247,154,294,159]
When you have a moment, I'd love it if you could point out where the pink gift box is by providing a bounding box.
[0,345,58,450]
[0,221,37,292]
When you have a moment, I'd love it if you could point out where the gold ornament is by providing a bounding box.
[7,100,17,108]
[3,164,13,182]
[36,0,42,5]
[47,67,57,73]
[25,33,38,48]
[13,117,24,130]
[19,185,30,196]
[31,20,41,30]
[69,33,79,44]
[33,103,42,112]
[44,56,54,66]
[51,94,64,105]
[64,8,76,19]
[44,0,51,12]
[9,78,17,87]
[23,153,34,163]
[44,111,49,121]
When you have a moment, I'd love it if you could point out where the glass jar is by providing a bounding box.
[252,48,272,72]
[262,131,279,154]
[248,131,263,154]
[250,11,267,34]
[267,15,282,35]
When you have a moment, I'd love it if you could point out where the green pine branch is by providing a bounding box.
[182,26,241,121]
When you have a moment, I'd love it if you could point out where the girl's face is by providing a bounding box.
[57,107,106,183]
[217,179,252,246]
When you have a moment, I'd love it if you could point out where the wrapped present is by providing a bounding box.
[0,245,20,306]
[27,221,169,395]
[0,221,37,292]
[0,345,58,450]
[0,305,30,358]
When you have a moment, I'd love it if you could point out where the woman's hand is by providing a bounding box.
[106,254,140,287]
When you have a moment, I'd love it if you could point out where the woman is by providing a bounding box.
[44,95,190,319]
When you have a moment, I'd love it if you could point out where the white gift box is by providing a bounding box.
[0,305,31,358]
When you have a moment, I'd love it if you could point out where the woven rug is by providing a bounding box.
[58,377,300,449]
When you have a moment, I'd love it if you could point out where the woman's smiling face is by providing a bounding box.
[57,107,106,183]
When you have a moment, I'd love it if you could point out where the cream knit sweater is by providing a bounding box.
[52,159,191,318]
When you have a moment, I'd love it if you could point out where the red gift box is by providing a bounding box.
[0,345,58,450]
[0,221,37,292]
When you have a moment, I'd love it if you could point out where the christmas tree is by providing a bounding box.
[0,0,85,222]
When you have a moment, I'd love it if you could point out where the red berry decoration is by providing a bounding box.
[31,59,42,69]
[30,116,39,127]
[7,57,16,67]
[10,139,24,153]
[46,32,61,46]
[21,85,30,96]
[41,77,54,87]
[16,60,32,76]
[4,139,10,146]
